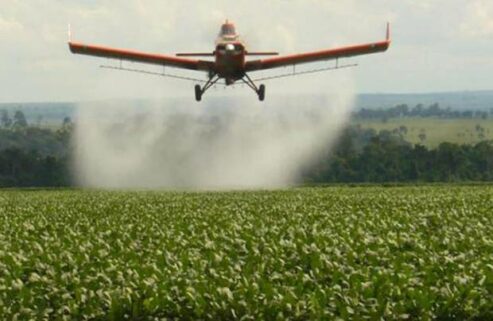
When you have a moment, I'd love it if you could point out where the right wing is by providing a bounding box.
[245,23,391,72]
[68,42,215,72]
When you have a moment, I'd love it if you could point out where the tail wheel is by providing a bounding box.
[258,84,266,101]
[194,85,202,102]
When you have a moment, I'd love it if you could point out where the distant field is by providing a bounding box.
[1,186,493,320]
[354,117,493,147]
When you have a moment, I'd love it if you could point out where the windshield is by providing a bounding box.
[221,24,236,36]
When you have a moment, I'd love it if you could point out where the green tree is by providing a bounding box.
[1,110,12,128]
[13,110,28,128]
[62,116,72,128]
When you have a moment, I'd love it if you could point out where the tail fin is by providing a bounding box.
[68,24,72,42]
[386,22,391,42]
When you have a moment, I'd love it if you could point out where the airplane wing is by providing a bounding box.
[68,42,215,72]
[245,24,391,72]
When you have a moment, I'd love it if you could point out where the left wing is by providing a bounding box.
[68,42,215,72]
[245,23,391,72]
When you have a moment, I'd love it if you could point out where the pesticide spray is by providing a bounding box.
[73,73,354,189]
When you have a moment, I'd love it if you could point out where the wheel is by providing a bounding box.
[258,84,265,101]
[195,85,202,102]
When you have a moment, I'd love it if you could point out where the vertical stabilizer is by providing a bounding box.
[386,22,391,42]
[68,24,72,42]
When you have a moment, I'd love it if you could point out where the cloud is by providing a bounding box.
[0,16,22,33]
[460,0,493,37]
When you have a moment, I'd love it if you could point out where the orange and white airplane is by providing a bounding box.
[69,20,391,101]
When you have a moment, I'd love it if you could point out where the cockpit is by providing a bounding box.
[216,20,241,44]
[220,22,237,36]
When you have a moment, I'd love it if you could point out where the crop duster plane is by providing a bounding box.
[68,20,391,101]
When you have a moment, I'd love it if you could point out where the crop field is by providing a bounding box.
[354,118,493,147]
[1,186,493,320]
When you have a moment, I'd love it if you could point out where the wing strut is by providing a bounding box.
[99,64,209,83]
[252,61,358,82]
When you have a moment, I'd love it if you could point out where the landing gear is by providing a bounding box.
[194,73,220,102]
[258,84,265,101]
[241,74,266,101]
[194,72,266,101]
[195,85,202,102]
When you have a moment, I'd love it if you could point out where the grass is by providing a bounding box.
[354,117,493,147]
[1,186,493,320]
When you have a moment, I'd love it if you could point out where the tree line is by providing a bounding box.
[1,109,493,187]
[303,126,493,183]
[354,103,492,121]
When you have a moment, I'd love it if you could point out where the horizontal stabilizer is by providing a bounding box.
[175,52,279,57]
[176,52,215,57]
[246,52,279,56]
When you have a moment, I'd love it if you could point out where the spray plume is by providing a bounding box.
[73,74,354,190]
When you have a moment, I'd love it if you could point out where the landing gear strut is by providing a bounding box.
[195,73,220,102]
[194,73,266,101]
[242,74,266,101]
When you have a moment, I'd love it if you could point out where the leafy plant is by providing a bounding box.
[1,186,492,320]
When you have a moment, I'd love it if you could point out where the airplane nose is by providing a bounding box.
[225,44,235,51]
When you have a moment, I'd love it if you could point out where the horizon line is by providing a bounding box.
[1,89,493,105]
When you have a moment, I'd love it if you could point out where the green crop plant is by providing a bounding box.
[1,186,492,320]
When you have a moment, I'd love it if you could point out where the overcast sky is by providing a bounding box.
[0,0,492,103]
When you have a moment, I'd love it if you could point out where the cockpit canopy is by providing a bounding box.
[220,21,237,36]
[216,20,241,44]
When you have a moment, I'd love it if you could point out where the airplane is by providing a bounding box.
[68,20,391,102]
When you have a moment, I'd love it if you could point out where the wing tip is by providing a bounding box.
[67,24,79,54]
[67,41,81,54]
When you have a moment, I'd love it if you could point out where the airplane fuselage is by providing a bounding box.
[213,22,247,84]
[215,42,246,84]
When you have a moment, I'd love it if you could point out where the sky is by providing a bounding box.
[0,0,492,103]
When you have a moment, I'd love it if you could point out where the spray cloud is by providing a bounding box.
[74,72,354,189]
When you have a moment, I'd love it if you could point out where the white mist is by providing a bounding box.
[73,73,354,189]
